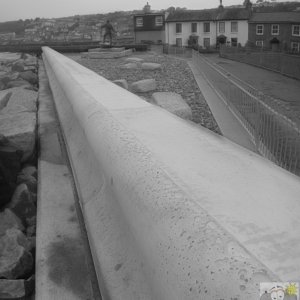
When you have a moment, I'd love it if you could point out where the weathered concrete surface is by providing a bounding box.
[151,92,193,120]
[42,47,300,299]
[36,60,98,300]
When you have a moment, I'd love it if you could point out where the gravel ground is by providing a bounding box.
[67,52,221,135]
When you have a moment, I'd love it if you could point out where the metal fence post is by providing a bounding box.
[254,93,263,154]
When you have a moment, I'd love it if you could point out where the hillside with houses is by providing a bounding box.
[0,0,299,54]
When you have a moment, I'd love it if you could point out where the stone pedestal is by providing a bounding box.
[81,47,132,59]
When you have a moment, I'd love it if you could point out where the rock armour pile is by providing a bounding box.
[0,52,38,299]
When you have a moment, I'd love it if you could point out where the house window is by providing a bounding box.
[155,16,163,26]
[271,24,279,35]
[176,38,182,46]
[291,42,300,52]
[292,25,300,36]
[204,22,210,33]
[256,24,264,35]
[176,23,182,34]
[136,17,143,27]
[256,40,264,48]
[191,23,197,33]
[203,38,210,48]
[219,22,225,33]
[231,22,238,33]
[231,38,238,47]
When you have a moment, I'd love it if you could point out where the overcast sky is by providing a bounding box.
[0,0,298,22]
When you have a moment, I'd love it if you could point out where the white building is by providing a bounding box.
[165,5,251,48]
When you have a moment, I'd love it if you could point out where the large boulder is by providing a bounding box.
[0,112,36,162]
[120,62,139,69]
[0,53,21,63]
[6,79,32,89]
[0,209,24,237]
[125,57,144,63]
[0,228,33,279]
[0,276,35,299]
[19,71,38,85]
[113,79,128,90]
[5,87,38,112]
[151,92,193,120]
[131,79,156,93]
[0,137,23,208]
[0,90,12,110]
[141,62,162,71]
[23,54,37,66]
[19,165,37,179]
[11,60,25,72]
[16,173,37,193]
[8,184,36,224]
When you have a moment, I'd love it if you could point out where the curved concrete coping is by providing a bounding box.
[42,46,300,300]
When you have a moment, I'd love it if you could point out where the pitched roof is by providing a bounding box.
[217,8,251,20]
[165,9,217,22]
[249,12,300,23]
[165,7,251,23]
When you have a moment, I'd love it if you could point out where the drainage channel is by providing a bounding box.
[36,59,102,299]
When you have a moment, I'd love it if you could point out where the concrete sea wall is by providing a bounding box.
[42,46,300,300]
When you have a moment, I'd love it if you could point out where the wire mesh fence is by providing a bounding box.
[192,50,300,176]
[162,44,192,58]
[219,46,300,80]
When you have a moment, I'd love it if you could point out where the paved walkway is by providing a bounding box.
[188,53,300,153]
[203,54,300,125]
[188,59,257,152]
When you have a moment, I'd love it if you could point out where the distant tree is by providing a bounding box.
[166,6,176,14]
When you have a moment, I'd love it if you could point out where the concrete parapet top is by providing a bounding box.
[42,46,300,300]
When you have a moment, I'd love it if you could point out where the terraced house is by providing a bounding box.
[165,2,252,48]
[133,2,166,44]
[248,12,300,52]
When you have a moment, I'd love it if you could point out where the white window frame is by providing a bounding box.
[291,42,300,52]
[271,24,279,35]
[256,40,264,48]
[191,22,197,33]
[292,25,300,36]
[204,22,210,33]
[155,16,163,26]
[219,22,225,33]
[136,17,143,27]
[231,21,238,33]
[256,24,264,35]
[176,23,182,34]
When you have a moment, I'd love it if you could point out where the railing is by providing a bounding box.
[193,50,300,176]
[162,44,192,58]
[220,46,300,80]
